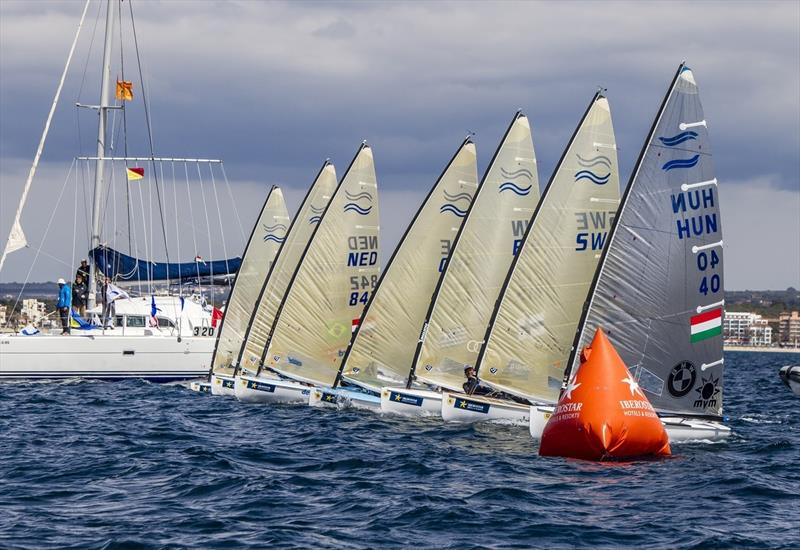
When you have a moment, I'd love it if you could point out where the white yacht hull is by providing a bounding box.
[380,387,442,416]
[308,386,381,411]
[0,333,212,382]
[527,405,731,442]
[440,391,530,425]
[234,374,311,403]
[210,373,236,396]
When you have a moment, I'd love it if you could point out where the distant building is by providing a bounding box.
[778,311,800,348]
[724,311,772,347]
[20,299,47,326]
[0,304,6,327]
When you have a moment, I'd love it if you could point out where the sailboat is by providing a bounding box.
[0,0,240,382]
[441,93,621,424]
[189,186,289,394]
[532,64,730,442]
[235,144,379,403]
[334,139,478,413]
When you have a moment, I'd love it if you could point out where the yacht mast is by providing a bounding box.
[88,0,116,308]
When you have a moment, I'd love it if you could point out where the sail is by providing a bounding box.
[340,139,478,391]
[90,246,241,282]
[266,145,380,386]
[476,94,620,402]
[412,113,540,391]
[566,65,723,418]
[211,186,289,375]
[237,162,337,372]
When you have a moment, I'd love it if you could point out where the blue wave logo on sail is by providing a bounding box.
[263,234,286,243]
[658,131,698,147]
[500,167,533,181]
[345,190,373,203]
[662,154,700,171]
[576,154,612,169]
[263,223,288,232]
[262,223,287,242]
[343,203,372,215]
[287,356,303,366]
[574,170,610,185]
[309,205,326,214]
[439,203,468,217]
[443,190,473,204]
[308,215,322,225]
[498,182,532,196]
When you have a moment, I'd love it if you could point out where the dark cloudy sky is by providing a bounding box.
[1,0,798,289]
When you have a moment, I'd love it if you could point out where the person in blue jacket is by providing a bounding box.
[56,278,72,335]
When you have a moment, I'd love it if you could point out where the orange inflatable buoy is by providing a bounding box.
[539,327,671,461]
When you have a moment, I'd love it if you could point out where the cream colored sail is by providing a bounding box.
[266,145,380,386]
[238,162,337,373]
[476,94,620,402]
[212,186,289,376]
[413,114,540,391]
[340,139,478,391]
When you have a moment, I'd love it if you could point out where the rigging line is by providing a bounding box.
[148,164,154,292]
[127,0,171,271]
[171,162,182,295]
[9,159,78,321]
[135,156,149,295]
[219,163,245,242]
[119,0,131,254]
[158,160,172,287]
[196,162,214,289]
[0,0,91,274]
[75,0,103,158]
[208,163,231,284]
[73,157,79,280]
[183,162,201,293]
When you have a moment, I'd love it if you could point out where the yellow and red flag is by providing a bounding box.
[126,167,144,181]
[115,80,133,101]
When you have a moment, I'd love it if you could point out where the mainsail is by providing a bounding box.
[210,186,289,376]
[340,139,478,391]
[265,145,380,386]
[565,65,724,418]
[476,93,620,402]
[237,162,337,373]
[412,113,540,391]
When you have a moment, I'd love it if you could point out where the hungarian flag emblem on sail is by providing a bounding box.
[690,308,722,343]
[352,318,360,333]
[116,80,133,101]
[127,167,144,181]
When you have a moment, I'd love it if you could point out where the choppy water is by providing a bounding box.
[1,351,798,549]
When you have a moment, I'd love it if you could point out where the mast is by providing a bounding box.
[88,0,116,308]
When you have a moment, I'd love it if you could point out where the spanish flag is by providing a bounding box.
[116,80,133,101]
[127,167,144,181]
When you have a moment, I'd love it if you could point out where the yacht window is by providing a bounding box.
[126,315,146,328]
[157,317,175,328]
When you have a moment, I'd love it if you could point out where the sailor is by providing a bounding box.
[463,366,492,396]
[75,258,90,282]
[56,278,72,335]
[72,274,87,319]
[101,276,114,328]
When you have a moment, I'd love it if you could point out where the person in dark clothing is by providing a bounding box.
[463,366,492,396]
[72,275,87,319]
[75,259,90,282]
[56,278,71,334]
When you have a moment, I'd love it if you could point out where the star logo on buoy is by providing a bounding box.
[563,380,581,399]
[621,376,644,397]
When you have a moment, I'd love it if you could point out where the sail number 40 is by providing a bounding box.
[697,250,720,296]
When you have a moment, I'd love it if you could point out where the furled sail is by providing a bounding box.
[265,145,380,386]
[566,65,724,418]
[476,93,620,402]
[412,113,540,391]
[90,246,241,282]
[340,139,478,391]
[210,186,289,376]
[237,162,337,373]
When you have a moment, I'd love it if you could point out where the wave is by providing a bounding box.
[439,203,468,217]
[662,154,700,171]
[344,191,373,203]
[498,182,532,196]
[658,130,698,147]
[576,154,612,168]
[262,223,288,232]
[263,235,286,243]
[574,170,610,185]
[500,167,534,181]
[343,203,372,215]
[309,205,326,214]
[443,190,473,203]
[308,215,322,225]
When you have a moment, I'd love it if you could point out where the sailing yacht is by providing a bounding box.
[531,64,730,442]
[0,0,241,382]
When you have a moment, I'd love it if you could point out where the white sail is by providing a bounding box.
[413,114,540,391]
[238,162,337,373]
[476,94,620,402]
[211,186,289,376]
[266,145,380,386]
[340,139,478,391]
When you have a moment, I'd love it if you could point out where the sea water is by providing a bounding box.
[1,351,798,548]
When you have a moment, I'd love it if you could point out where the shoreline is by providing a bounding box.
[724,346,800,354]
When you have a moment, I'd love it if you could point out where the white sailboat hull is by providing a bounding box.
[210,373,236,396]
[779,365,800,395]
[0,333,212,382]
[440,391,530,425]
[527,405,731,442]
[234,374,310,403]
[308,386,381,411]
[380,387,442,416]
[189,380,211,393]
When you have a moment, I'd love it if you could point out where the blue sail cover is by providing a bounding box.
[90,246,241,282]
